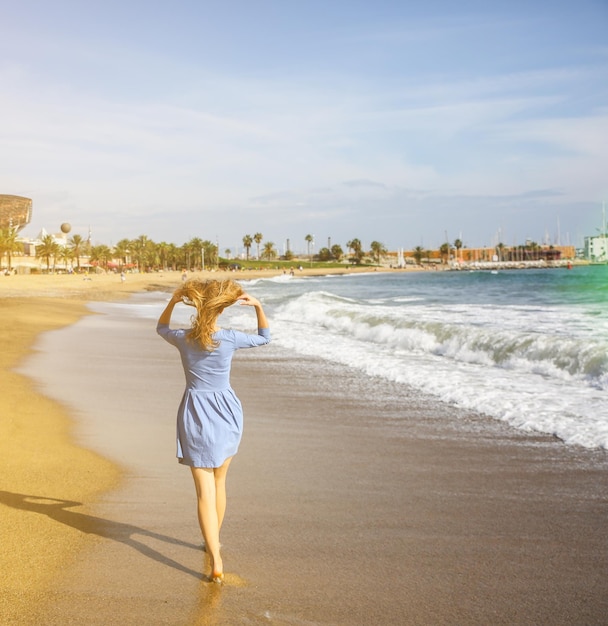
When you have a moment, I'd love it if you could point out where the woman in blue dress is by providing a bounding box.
[157,278,270,583]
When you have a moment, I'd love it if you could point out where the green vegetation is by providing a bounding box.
[0,227,23,270]
[3,227,390,272]
[36,234,60,271]
[222,258,361,271]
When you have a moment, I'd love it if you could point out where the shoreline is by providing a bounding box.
[2,266,607,624]
[0,259,587,301]
[0,265,405,299]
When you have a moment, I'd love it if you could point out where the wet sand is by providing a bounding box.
[1,272,607,624]
[0,267,393,624]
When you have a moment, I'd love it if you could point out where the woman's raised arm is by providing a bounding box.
[238,293,269,330]
[158,292,182,326]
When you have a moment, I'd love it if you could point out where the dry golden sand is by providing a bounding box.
[0,298,121,622]
[0,265,398,300]
[0,267,385,623]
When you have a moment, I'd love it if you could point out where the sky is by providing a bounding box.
[1,0,607,255]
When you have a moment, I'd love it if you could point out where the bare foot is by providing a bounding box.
[210,554,223,584]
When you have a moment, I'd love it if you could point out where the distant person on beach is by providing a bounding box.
[156,279,270,584]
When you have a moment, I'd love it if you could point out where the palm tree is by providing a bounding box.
[58,245,73,272]
[527,241,540,261]
[242,234,253,261]
[142,236,156,270]
[317,247,332,261]
[453,238,463,262]
[36,234,60,272]
[89,244,112,271]
[346,238,364,264]
[253,233,263,260]
[262,241,276,260]
[164,243,179,270]
[113,239,131,270]
[304,234,314,261]
[177,242,188,270]
[68,234,85,271]
[202,240,218,268]
[0,227,23,271]
[439,242,450,265]
[188,237,204,270]
[130,235,154,272]
[370,241,387,265]
[130,236,145,272]
[156,241,170,271]
[413,246,424,265]
[331,244,343,261]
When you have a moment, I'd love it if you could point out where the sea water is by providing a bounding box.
[110,265,608,450]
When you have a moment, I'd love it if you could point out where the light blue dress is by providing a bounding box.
[157,323,270,468]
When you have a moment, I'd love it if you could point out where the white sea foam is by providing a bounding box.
[242,274,297,286]
[263,287,608,449]
[124,270,608,449]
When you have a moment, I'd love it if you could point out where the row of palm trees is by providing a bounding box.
[29,234,221,272]
[412,239,475,264]
[240,233,389,265]
[6,226,516,271]
[1,228,392,271]
[241,233,277,261]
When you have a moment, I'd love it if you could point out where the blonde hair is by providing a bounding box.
[174,279,244,350]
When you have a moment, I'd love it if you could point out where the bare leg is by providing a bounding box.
[190,457,232,581]
[214,456,232,532]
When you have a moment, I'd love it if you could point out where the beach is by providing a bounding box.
[1,270,607,625]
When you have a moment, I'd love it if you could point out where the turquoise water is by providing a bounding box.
[236,265,608,448]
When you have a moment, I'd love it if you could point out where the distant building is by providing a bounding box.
[584,235,608,262]
[0,195,33,232]
[385,244,576,267]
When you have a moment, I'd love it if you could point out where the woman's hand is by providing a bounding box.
[238,293,269,329]
[238,293,261,307]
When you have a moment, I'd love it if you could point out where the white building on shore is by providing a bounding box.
[584,235,608,262]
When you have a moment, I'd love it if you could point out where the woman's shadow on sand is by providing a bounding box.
[0,490,202,579]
